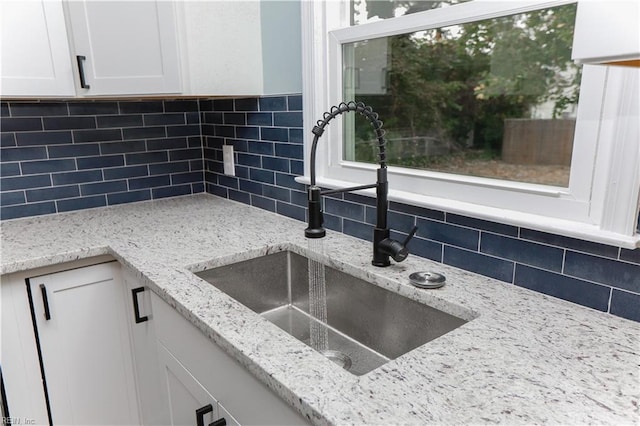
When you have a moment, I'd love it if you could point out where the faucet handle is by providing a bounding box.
[378,226,418,263]
[402,226,418,247]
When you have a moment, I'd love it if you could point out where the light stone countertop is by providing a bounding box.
[1,194,638,425]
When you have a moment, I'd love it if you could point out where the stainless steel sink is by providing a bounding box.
[195,250,467,375]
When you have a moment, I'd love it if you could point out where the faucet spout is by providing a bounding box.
[305,101,417,267]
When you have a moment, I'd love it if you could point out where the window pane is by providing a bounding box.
[351,0,469,25]
[343,3,581,187]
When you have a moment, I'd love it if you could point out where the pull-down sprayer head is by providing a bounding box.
[305,186,325,238]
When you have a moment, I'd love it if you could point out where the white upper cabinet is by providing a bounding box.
[177,0,302,96]
[66,1,182,96]
[259,0,303,95]
[0,1,75,97]
[177,1,264,96]
[1,0,302,98]
[1,0,181,97]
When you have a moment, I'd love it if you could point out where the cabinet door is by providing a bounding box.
[218,402,241,426]
[151,292,309,425]
[123,270,171,425]
[1,274,49,425]
[29,262,141,425]
[177,1,263,96]
[66,1,181,96]
[0,0,75,97]
[157,342,223,426]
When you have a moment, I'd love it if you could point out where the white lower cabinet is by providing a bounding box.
[121,268,171,426]
[29,261,141,425]
[151,292,308,426]
[1,259,308,426]
[1,257,141,425]
[157,342,238,426]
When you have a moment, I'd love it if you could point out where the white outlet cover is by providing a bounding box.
[223,145,235,176]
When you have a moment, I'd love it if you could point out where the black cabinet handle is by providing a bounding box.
[196,404,213,426]
[76,55,90,89]
[131,287,148,324]
[39,284,51,321]
[209,418,226,426]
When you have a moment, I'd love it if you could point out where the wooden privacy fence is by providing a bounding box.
[502,119,576,166]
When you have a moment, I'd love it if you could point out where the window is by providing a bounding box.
[343,3,581,187]
[300,0,640,247]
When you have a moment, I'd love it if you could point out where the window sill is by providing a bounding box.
[295,175,640,249]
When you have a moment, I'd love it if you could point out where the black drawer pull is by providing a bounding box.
[210,418,226,426]
[40,284,51,320]
[196,404,213,426]
[131,287,148,324]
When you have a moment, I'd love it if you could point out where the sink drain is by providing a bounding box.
[321,350,352,371]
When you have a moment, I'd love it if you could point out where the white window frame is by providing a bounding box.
[299,0,640,248]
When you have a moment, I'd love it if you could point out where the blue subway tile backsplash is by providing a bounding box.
[1,100,204,220]
[119,101,164,114]
[0,117,43,132]
[520,228,620,259]
[27,185,79,203]
[480,233,565,272]
[1,191,26,206]
[234,98,259,112]
[563,251,640,293]
[2,201,57,218]
[248,112,273,126]
[98,114,144,128]
[11,102,69,117]
[514,265,611,312]
[2,94,639,324]
[1,133,16,147]
[43,116,96,130]
[258,96,287,111]
[287,95,303,111]
[261,127,289,142]
[69,101,120,115]
[2,146,48,161]
[107,189,151,206]
[445,246,515,282]
[17,130,72,146]
[57,194,108,212]
[1,163,20,177]
[417,218,480,251]
[610,290,640,322]
[273,112,303,127]
[3,174,52,191]
[325,198,365,222]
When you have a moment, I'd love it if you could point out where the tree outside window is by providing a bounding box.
[344,2,581,187]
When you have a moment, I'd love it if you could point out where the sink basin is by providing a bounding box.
[195,250,467,375]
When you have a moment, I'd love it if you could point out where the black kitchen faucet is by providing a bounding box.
[304,101,417,267]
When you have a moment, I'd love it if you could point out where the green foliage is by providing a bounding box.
[472,4,581,118]
[350,2,581,162]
